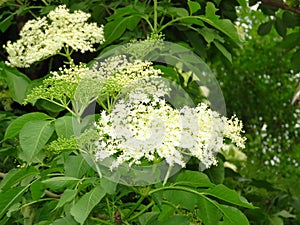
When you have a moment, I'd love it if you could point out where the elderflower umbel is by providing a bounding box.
[94,92,246,170]
[4,5,105,68]
[92,55,162,97]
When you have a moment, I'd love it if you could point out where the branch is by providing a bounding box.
[44,190,61,199]
[260,0,300,14]
[0,172,5,178]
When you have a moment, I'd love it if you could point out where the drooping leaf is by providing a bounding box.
[275,18,286,37]
[0,62,31,104]
[203,184,254,208]
[3,112,52,141]
[257,21,273,36]
[19,120,54,163]
[0,167,39,191]
[70,184,106,224]
[213,41,232,62]
[198,2,241,43]
[0,185,30,219]
[55,189,77,209]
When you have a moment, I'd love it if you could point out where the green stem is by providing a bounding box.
[153,0,158,33]
[127,201,155,222]
[124,194,146,220]
[157,15,202,33]
[163,166,173,186]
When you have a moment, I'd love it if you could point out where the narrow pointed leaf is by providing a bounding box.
[71,184,106,224]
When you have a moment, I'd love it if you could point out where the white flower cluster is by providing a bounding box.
[92,55,162,97]
[94,92,246,170]
[4,5,105,68]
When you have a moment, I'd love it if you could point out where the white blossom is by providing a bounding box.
[94,91,246,170]
[4,5,105,68]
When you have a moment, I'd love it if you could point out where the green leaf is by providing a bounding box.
[257,21,273,36]
[236,0,247,7]
[203,184,254,208]
[104,15,142,45]
[52,217,77,225]
[282,11,299,28]
[42,177,80,191]
[219,205,250,225]
[213,41,232,62]
[164,190,197,211]
[175,170,214,187]
[100,177,117,195]
[139,212,159,225]
[275,18,286,37]
[188,1,201,15]
[64,155,89,178]
[291,49,300,71]
[70,184,106,224]
[55,189,77,209]
[0,14,13,32]
[198,2,241,43]
[0,185,30,219]
[3,112,52,141]
[19,120,54,163]
[52,215,78,225]
[197,197,222,225]
[126,16,141,31]
[0,167,39,191]
[152,215,189,225]
[0,62,31,104]
[158,204,175,221]
[55,116,74,138]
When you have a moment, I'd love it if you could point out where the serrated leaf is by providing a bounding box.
[188,1,201,15]
[64,155,90,178]
[55,116,74,138]
[3,112,53,141]
[55,189,77,209]
[214,41,232,62]
[19,120,54,163]
[0,167,39,191]
[70,184,106,224]
[0,62,30,104]
[175,170,213,187]
[257,21,273,36]
[291,50,300,71]
[203,184,254,208]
